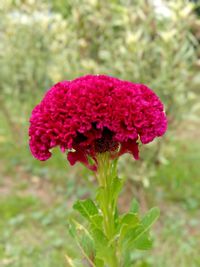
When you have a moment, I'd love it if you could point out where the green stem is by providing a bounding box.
[96,153,119,267]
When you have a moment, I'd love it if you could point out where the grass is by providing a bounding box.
[0,112,200,266]
[0,190,76,267]
[148,137,200,267]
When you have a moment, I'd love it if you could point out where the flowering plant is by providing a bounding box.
[29,75,167,266]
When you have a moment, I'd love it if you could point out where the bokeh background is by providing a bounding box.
[0,0,200,266]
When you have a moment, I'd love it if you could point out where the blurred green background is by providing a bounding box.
[0,0,200,266]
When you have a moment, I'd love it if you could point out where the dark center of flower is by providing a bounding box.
[73,132,88,145]
[73,126,118,154]
[94,128,118,153]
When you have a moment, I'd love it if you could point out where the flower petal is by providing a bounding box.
[67,150,97,171]
[119,140,139,160]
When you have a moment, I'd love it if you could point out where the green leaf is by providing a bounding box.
[118,212,139,241]
[73,199,99,221]
[68,219,95,263]
[68,219,94,245]
[121,225,144,250]
[120,207,160,251]
[90,214,103,230]
[93,229,110,261]
[73,200,103,230]
[94,258,104,267]
[80,233,95,258]
[121,213,139,226]
[92,228,108,248]
[141,207,160,229]
[130,198,139,213]
[134,232,153,250]
[111,176,124,202]
[91,228,115,265]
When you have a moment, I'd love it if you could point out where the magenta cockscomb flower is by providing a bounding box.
[29,75,167,170]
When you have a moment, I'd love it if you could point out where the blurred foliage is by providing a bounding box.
[1,0,199,109]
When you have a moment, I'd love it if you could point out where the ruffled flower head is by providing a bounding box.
[29,75,167,170]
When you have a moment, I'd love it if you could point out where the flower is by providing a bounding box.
[29,75,167,170]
